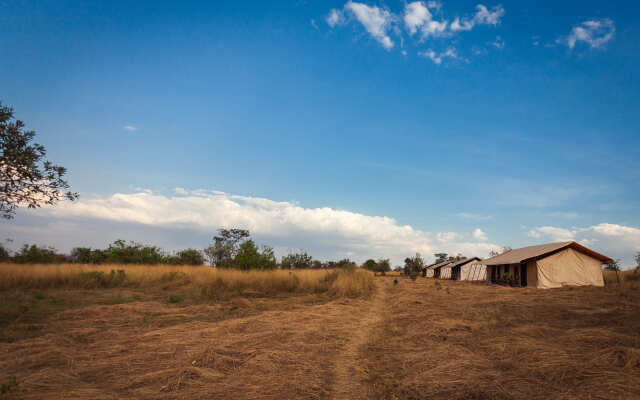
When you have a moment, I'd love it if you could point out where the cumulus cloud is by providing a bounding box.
[562,18,615,49]
[325,1,504,53]
[418,47,459,64]
[22,189,500,265]
[472,228,488,241]
[123,125,138,131]
[404,1,447,38]
[344,1,395,50]
[528,223,640,267]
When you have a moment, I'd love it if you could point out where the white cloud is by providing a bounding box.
[450,17,474,32]
[473,4,505,26]
[562,18,615,49]
[326,1,505,54]
[345,1,395,50]
[472,228,488,241]
[418,47,459,64]
[23,189,500,265]
[450,4,504,32]
[326,8,345,27]
[310,19,319,30]
[404,1,447,38]
[123,125,138,131]
[528,223,640,268]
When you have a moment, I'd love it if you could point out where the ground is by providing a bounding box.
[1,276,639,399]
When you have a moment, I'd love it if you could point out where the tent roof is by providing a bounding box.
[426,260,455,270]
[482,241,613,265]
[448,257,482,268]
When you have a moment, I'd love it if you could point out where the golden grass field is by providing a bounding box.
[0,264,638,399]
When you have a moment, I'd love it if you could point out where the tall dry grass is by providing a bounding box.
[0,263,374,298]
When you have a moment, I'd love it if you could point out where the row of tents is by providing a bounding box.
[421,241,613,289]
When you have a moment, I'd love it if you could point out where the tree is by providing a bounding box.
[605,259,621,271]
[0,243,10,262]
[173,249,204,265]
[234,240,277,270]
[375,258,391,276]
[489,246,512,258]
[434,253,449,264]
[335,258,357,269]
[362,259,377,272]
[12,244,65,263]
[203,228,250,266]
[635,252,640,269]
[0,102,77,219]
[281,251,313,269]
[404,253,424,278]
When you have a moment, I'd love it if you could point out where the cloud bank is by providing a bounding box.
[18,189,500,265]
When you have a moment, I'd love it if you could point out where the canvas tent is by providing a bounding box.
[447,257,482,280]
[429,260,455,279]
[422,262,437,278]
[482,241,612,289]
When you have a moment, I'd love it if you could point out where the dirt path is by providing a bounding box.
[330,278,388,400]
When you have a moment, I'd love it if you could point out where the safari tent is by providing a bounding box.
[422,262,437,277]
[447,257,482,280]
[430,260,455,279]
[482,241,612,289]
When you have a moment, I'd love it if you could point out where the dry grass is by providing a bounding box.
[1,267,638,399]
[363,277,640,400]
[0,263,374,298]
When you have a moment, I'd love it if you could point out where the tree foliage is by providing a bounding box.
[203,228,250,267]
[234,240,277,270]
[281,251,313,269]
[404,253,424,276]
[0,102,77,219]
[12,244,66,264]
[605,259,621,271]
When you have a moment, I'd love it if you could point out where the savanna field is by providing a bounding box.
[0,265,638,399]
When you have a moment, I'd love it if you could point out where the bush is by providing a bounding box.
[12,244,65,264]
[233,240,277,270]
[281,251,313,269]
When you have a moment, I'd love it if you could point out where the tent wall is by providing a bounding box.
[439,267,452,279]
[460,263,486,281]
[534,248,604,289]
[426,268,434,278]
[526,261,537,287]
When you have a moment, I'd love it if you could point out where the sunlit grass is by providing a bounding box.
[0,263,375,298]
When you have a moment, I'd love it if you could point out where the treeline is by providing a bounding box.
[0,229,391,271]
[0,240,204,265]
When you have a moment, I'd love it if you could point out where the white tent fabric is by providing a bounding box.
[534,247,604,289]
[439,265,452,279]
[460,263,487,281]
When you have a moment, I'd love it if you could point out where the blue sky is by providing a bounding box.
[1,0,639,266]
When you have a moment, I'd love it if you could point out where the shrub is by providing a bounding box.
[12,244,65,264]
[281,251,313,269]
